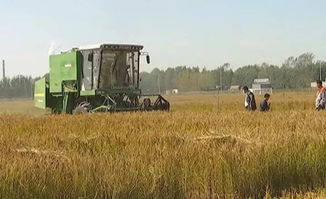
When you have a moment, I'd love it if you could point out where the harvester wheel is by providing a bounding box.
[72,102,90,114]
[143,98,151,109]
[72,106,87,114]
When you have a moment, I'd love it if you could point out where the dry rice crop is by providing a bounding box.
[0,91,325,198]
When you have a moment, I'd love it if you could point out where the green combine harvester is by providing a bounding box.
[34,44,170,114]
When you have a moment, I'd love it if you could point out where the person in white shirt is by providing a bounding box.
[243,86,257,111]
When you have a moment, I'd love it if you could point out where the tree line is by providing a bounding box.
[140,53,325,93]
[0,52,324,98]
[0,76,34,99]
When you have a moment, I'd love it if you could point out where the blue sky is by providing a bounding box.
[0,0,325,77]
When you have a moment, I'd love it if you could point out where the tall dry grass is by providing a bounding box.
[0,91,325,198]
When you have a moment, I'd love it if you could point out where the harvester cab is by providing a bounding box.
[34,44,170,114]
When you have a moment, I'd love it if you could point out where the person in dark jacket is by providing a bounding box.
[243,86,256,111]
[260,93,271,112]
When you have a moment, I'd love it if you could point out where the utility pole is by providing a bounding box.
[320,61,322,81]
[2,59,5,79]
[219,66,223,91]
[157,74,161,94]
[217,66,220,112]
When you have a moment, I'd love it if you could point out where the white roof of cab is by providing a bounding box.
[77,44,143,50]
[78,44,102,50]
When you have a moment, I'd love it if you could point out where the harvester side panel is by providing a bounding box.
[34,78,47,109]
[50,52,78,93]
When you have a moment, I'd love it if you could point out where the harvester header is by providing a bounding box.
[34,44,169,114]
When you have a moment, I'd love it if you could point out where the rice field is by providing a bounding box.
[0,91,325,198]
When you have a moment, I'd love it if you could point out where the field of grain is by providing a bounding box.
[0,91,325,198]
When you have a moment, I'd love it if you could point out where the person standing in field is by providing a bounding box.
[315,80,326,111]
[260,93,271,112]
[243,86,257,111]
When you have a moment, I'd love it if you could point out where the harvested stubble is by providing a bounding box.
[0,92,325,198]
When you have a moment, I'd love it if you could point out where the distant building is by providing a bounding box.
[172,89,178,94]
[252,78,272,95]
[229,85,240,92]
[311,81,326,88]
[166,89,178,95]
